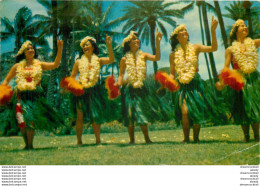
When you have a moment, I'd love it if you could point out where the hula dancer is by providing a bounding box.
[169,19,219,143]
[1,38,64,149]
[116,29,168,144]
[68,35,115,146]
[216,19,260,142]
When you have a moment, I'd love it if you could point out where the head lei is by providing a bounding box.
[17,41,32,56]
[122,31,137,47]
[230,19,245,37]
[170,24,186,39]
[80,36,96,48]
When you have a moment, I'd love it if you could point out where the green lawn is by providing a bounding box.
[0,125,259,165]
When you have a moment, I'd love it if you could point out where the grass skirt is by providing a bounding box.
[173,74,227,126]
[0,87,64,133]
[121,82,173,127]
[231,71,260,125]
[71,83,120,124]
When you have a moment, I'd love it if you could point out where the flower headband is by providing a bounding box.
[122,31,137,47]
[17,41,32,56]
[230,19,245,37]
[170,24,186,39]
[80,36,96,48]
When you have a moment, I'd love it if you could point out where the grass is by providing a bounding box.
[0,125,259,165]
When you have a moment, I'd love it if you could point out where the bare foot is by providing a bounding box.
[77,142,83,147]
[242,138,250,143]
[182,139,190,143]
[145,139,153,144]
[129,141,135,145]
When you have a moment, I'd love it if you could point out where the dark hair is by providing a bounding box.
[123,32,140,54]
[169,34,189,52]
[16,44,38,63]
[79,39,99,57]
[229,26,239,45]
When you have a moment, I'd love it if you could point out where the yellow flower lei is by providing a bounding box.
[17,41,32,56]
[125,50,146,88]
[174,42,198,84]
[232,37,258,74]
[16,59,42,91]
[78,54,100,88]
[170,24,186,39]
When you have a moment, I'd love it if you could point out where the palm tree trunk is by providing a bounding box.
[149,22,158,74]
[201,0,218,81]
[198,4,213,87]
[214,0,228,49]
[47,0,58,106]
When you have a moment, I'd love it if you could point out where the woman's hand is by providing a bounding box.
[156,28,163,43]
[211,17,218,33]
[57,37,64,50]
[105,34,113,47]
[215,80,225,91]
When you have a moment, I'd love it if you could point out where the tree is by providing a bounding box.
[223,1,260,39]
[109,1,194,74]
[201,0,218,81]
[214,0,228,49]
[0,6,48,52]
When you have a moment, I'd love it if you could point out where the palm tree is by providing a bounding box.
[35,0,59,106]
[0,6,48,52]
[201,0,218,81]
[109,1,194,74]
[223,1,260,39]
[196,1,213,87]
[214,0,228,49]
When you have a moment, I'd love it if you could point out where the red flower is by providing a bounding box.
[105,76,120,99]
[155,71,180,92]
[25,76,33,82]
[0,85,14,106]
[219,68,244,91]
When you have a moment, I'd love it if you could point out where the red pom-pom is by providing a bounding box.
[105,76,120,100]
[219,68,244,91]
[60,77,85,96]
[155,71,180,92]
[0,85,14,106]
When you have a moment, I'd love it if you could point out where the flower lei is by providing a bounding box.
[232,37,258,74]
[17,41,32,56]
[174,42,198,84]
[78,54,100,88]
[16,59,42,91]
[125,50,146,88]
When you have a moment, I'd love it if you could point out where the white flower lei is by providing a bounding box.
[125,50,146,88]
[232,37,258,74]
[16,59,42,91]
[78,54,100,88]
[174,42,198,84]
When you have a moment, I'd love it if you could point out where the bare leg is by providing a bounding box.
[181,99,190,143]
[241,125,250,142]
[20,128,28,150]
[140,125,152,144]
[76,107,84,146]
[251,123,259,142]
[27,128,35,149]
[193,124,201,143]
[92,123,101,144]
[128,125,135,144]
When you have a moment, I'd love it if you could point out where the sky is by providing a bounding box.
[0,0,260,80]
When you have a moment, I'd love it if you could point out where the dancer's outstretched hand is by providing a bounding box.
[105,34,113,47]
[156,28,163,43]
[57,37,64,50]
[211,17,218,33]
